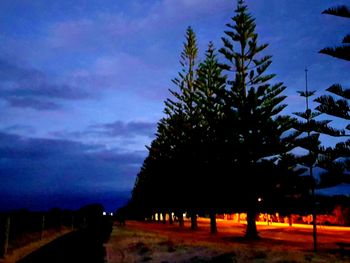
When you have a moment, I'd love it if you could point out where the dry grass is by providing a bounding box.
[105,219,350,263]
[0,227,73,263]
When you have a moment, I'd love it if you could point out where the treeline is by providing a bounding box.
[128,0,350,240]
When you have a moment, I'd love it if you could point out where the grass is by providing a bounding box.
[0,227,72,263]
[105,219,350,263]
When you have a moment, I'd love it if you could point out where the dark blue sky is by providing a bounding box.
[0,0,348,211]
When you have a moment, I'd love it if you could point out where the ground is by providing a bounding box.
[105,218,350,263]
[0,227,72,263]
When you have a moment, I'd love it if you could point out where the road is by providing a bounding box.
[17,230,106,263]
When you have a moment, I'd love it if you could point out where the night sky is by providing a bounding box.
[0,0,348,211]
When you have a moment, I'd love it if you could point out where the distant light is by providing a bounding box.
[258,197,262,202]
[103,212,107,216]
[110,212,113,216]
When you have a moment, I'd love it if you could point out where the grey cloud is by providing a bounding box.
[44,0,232,53]
[0,132,144,197]
[2,124,36,134]
[0,58,91,110]
[7,97,61,110]
[8,83,90,100]
[50,121,157,145]
[90,120,156,138]
[0,132,93,160]
[0,59,43,81]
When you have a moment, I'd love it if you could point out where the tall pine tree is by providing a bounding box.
[163,26,200,229]
[194,42,227,233]
[219,0,293,239]
[131,27,200,225]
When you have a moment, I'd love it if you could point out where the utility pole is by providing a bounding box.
[305,68,317,252]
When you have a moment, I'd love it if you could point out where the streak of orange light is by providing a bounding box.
[196,217,350,231]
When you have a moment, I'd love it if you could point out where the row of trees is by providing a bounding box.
[128,0,349,243]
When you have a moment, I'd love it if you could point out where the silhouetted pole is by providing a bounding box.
[40,215,45,240]
[305,68,317,252]
[1,216,10,257]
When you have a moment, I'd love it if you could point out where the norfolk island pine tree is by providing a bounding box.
[219,0,294,239]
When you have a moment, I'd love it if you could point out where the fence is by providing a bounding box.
[0,209,77,258]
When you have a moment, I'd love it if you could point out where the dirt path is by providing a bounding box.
[0,229,72,263]
[16,230,105,263]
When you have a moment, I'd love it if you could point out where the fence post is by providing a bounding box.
[40,215,45,240]
[1,216,10,258]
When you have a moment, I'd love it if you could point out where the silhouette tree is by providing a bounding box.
[193,42,227,233]
[319,5,350,61]
[315,5,350,186]
[131,27,201,227]
[167,26,200,229]
[219,0,293,239]
[131,142,162,219]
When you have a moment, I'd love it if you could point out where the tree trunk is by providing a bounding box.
[190,212,197,230]
[311,168,317,252]
[266,213,269,226]
[288,214,292,227]
[245,209,259,239]
[162,212,166,224]
[178,213,184,228]
[169,213,173,225]
[209,211,217,234]
[312,212,317,252]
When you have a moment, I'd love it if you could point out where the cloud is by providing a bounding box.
[7,97,61,110]
[0,132,145,199]
[1,0,234,109]
[0,132,93,160]
[0,59,42,81]
[48,120,156,154]
[51,120,157,140]
[2,124,36,134]
[90,120,157,138]
[152,0,232,20]
[0,58,91,110]
[66,53,173,100]
[45,0,232,51]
